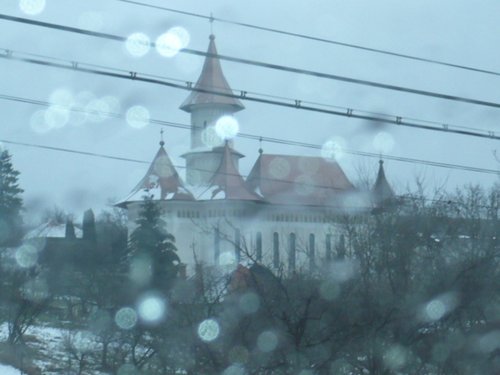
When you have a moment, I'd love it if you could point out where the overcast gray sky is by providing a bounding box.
[1,0,500,219]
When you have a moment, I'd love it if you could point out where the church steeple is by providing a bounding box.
[180,35,245,186]
[180,35,244,113]
[372,160,395,207]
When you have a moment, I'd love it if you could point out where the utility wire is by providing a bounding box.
[1,48,500,142]
[113,0,500,78]
[1,13,500,109]
[1,93,499,177]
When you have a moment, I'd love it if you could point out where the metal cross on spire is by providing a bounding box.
[210,12,214,35]
[160,128,165,147]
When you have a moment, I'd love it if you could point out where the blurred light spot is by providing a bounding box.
[115,307,138,330]
[15,244,38,268]
[222,364,247,375]
[126,33,151,57]
[169,26,190,48]
[294,174,315,196]
[45,105,70,129]
[239,292,260,314]
[197,319,220,342]
[228,346,249,364]
[373,131,395,153]
[30,110,51,133]
[153,155,174,177]
[321,137,346,162]
[201,126,222,147]
[257,331,278,352]
[126,105,150,129]
[298,157,320,174]
[137,294,166,324]
[215,116,239,140]
[86,98,110,123]
[478,330,500,353]
[117,364,139,375]
[72,331,94,353]
[21,277,49,301]
[101,95,121,114]
[329,260,358,282]
[319,280,340,301]
[219,251,236,266]
[78,11,104,31]
[383,345,407,370]
[19,0,46,15]
[269,157,291,179]
[49,88,74,107]
[423,292,458,322]
[156,33,181,57]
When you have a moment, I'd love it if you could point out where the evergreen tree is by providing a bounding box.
[0,149,23,246]
[128,195,179,290]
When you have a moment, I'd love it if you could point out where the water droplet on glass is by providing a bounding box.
[126,33,151,57]
[19,0,46,15]
[126,105,150,129]
[197,319,220,342]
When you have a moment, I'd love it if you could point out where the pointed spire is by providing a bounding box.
[208,142,261,200]
[372,160,395,205]
[160,129,165,147]
[118,142,194,205]
[180,35,244,113]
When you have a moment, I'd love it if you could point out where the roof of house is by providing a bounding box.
[180,35,244,113]
[246,153,355,206]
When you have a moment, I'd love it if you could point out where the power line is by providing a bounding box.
[2,14,500,109]
[2,48,500,142]
[1,93,499,177]
[113,0,500,78]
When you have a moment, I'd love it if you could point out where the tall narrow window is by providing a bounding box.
[214,227,220,265]
[309,233,315,271]
[256,232,262,262]
[326,234,332,261]
[289,233,296,271]
[273,232,280,268]
[235,229,241,263]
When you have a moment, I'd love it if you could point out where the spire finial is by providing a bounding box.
[258,136,263,154]
[209,12,214,37]
[160,129,165,147]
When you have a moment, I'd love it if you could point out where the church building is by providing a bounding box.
[117,35,394,275]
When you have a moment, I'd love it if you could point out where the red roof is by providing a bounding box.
[205,142,262,201]
[180,35,244,113]
[246,153,355,206]
[119,144,194,205]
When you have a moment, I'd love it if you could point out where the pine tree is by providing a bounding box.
[128,195,179,290]
[0,150,23,246]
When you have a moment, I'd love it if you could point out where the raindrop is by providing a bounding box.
[30,110,51,133]
[137,294,167,324]
[257,331,278,352]
[126,33,151,57]
[268,157,291,179]
[422,292,458,322]
[294,174,315,196]
[215,115,239,140]
[373,131,395,153]
[86,98,110,123]
[126,105,150,129]
[197,319,220,342]
[49,88,74,107]
[219,251,236,266]
[15,244,38,268]
[321,136,346,162]
[383,345,408,370]
[72,331,94,353]
[19,0,46,15]
[156,28,185,58]
[201,126,222,147]
[115,307,138,330]
[45,105,70,129]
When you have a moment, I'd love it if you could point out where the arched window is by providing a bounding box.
[256,232,262,262]
[326,234,332,261]
[273,232,280,268]
[235,229,241,263]
[309,233,315,270]
[289,233,296,271]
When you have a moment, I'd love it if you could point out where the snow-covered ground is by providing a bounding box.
[0,364,22,375]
